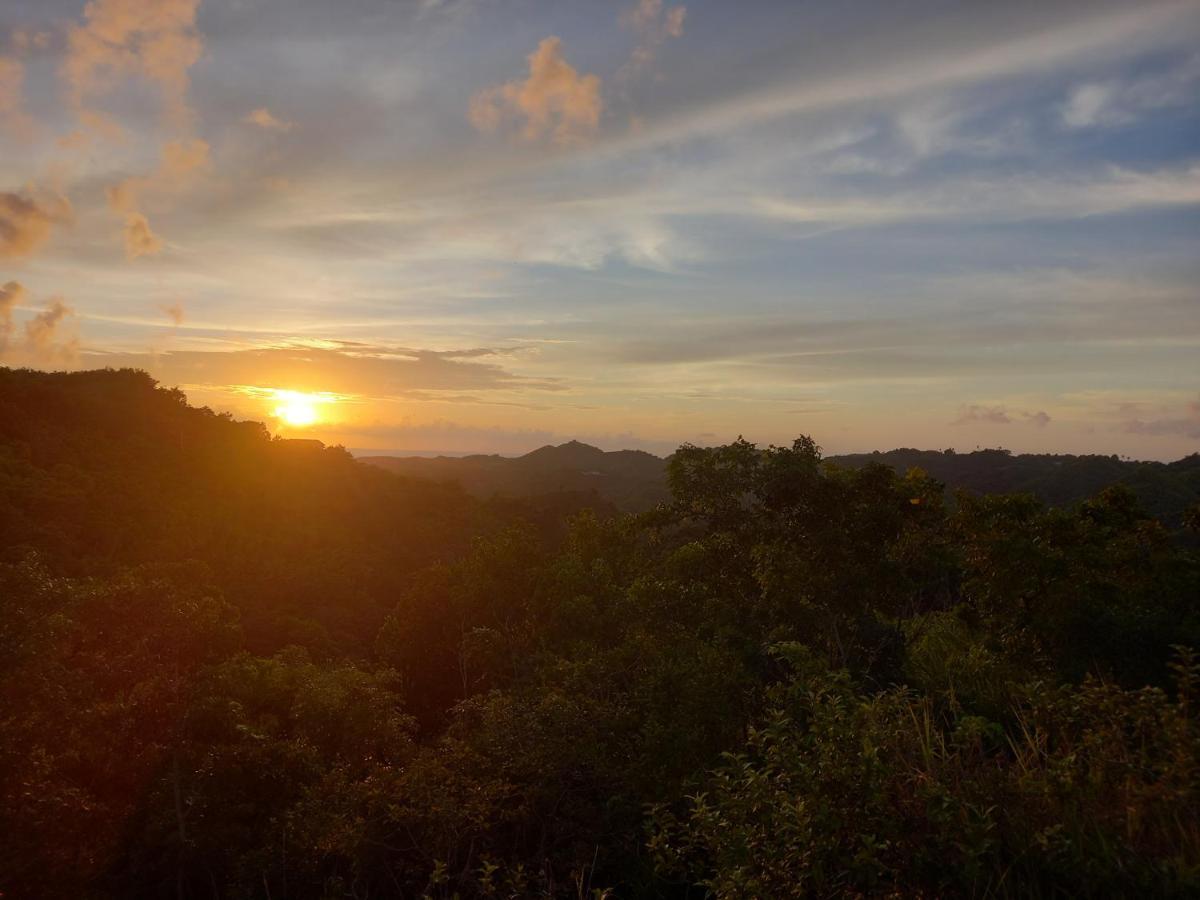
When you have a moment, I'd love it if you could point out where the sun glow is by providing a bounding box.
[271,390,326,427]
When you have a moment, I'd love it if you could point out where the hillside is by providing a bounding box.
[362,441,1200,525]
[0,367,586,652]
[833,448,1200,528]
[2,369,1198,898]
[361,439,671,511]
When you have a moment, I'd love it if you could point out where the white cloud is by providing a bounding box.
[1061,53,1200,129]
[757,163,1200,226]
[606,2,1197,155]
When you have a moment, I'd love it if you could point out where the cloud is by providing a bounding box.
[243,107,295,131]
[0,274,78,363]
[0,287,79,365]
[1061,54,1200,129]
[120,212,162,258]
[756,164,1200,227]
[607,2,1196,155]
[82,342,565,399]
[10,30,52,54]
[24,299,76,358]
[469,37,602,146]
[619,0,686,80]
[954,405,1011,425]
[954,406,1053,427]
[161,302,185,326]
[1061,83,1117,128]
[603,264,1196,374]
[1119,397,1200,439]
[108,138,212,212]
[0,280,24,352]
[160,137,211,178]
[0,54,35,138]
[107,138,210,259]
[0,189,73,259]
[61,0,205,135]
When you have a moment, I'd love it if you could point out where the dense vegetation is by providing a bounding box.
[2,367,1198,898]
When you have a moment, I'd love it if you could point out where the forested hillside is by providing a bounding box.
[2,368,1199,898]
[362,440,670,511]
[835,447,1200,528]
[363,442,1200,525]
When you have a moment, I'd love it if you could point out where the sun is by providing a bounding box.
[271,390,324,427]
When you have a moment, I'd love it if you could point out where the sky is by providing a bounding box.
[0,0,1198,458]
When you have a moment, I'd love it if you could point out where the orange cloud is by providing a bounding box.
[11,30,53,53]
[106,138,209,259]
[162,301,185,325]
[120,212,162,259]
[243,107,295,131]
[24,299,76,356]
[0,285,79,365]
[625,0,685,35]
[620,0,686,81]
[62,0,204,136]
[161,137,211,178]
[469,37,602,146]
[0,189,73,259]
[0,280,25,352]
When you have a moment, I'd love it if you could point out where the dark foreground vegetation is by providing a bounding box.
[2,367,1198,898]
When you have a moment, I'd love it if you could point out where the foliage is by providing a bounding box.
[1,369,1197,898]
[650,649,1200,898]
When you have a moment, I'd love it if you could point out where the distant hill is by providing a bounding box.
[361,440,671,511]
[832,448,1200,528]
[361,442,1200,525]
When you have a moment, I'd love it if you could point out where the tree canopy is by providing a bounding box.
[1,368,1197,898]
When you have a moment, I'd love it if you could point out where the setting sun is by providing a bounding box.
[271,390,325,427]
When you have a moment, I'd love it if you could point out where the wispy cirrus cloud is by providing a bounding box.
[1061,53,1200,128]
[81,342,566,400]
[756,164,1200,227]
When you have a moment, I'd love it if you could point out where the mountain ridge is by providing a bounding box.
[361,441,1200,523]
